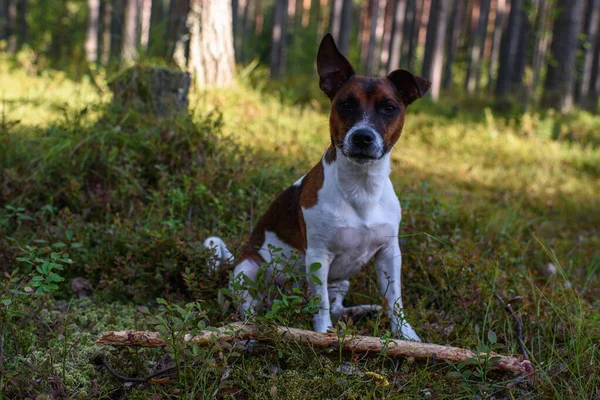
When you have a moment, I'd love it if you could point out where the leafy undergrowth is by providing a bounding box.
[1,62,599,399]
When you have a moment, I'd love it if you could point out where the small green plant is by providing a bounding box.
[446,329,504,393]
[16,245,70,295]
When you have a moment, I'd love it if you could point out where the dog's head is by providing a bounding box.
[317,34,431,165]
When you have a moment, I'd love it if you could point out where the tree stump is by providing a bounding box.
[108,66,191,117]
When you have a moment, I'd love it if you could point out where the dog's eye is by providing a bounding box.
[337,98,356,110]
[380,104,397,115]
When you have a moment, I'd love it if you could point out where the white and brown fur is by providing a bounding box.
[205,34,431,341]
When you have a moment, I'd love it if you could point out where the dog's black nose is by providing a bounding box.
[351,129,376,147]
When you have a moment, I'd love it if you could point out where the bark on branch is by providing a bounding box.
[97,322,533,375]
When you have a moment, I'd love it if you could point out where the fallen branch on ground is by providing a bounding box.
[97,322,533,375]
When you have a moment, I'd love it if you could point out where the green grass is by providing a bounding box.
[1,59,599,399]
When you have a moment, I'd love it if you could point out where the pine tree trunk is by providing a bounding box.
[495,0,523,97]
[337,0,352,56]
[443,0,465,90]
[329,0,344,44]
[122,0,140,61]
[524,0,550,106]
[407,0,423,70]
[85,0,101,62]
[421,0,450,100]
[256,0,264,35]
[240,0,254,63]
[360,0,371,71]
[542,0,585,112]
[400,0,416,68]
[388,0,408,72]
[364,0,383,75]
[188,0,235,87]
[149,0,166,56]
[488,0,505,90]
[576,0,600,106]
[167,0,190,60]
[16,0,25,48]
[232,0,239,59]
[6,0,16,53]
[511,7,530,93]
[0,0,7,42]
[379,0,395,74]
[100,0,112,64]
[585,33,600,111]
[270,0,288,78]
[465,0,491,93]
[110,0,123,59]
[139,0,151,50]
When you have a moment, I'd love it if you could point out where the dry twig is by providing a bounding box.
[97,322,533,375]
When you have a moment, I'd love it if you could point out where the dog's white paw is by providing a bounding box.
[398,323,422,342]
[313,314,334,333]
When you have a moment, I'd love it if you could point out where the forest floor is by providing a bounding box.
[1,59,599,399]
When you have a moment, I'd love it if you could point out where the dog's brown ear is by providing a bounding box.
[317,34,355,100]
[387,69,431,105]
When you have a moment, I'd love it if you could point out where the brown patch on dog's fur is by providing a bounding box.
[299,159,325,209]
[324,146,337,164]
[238,156,329,262]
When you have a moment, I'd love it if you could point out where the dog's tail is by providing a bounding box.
[203,236,234,271]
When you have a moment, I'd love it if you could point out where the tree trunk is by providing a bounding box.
[495,0,523,97]
[584,33,600,111]
[511,7,530,94]
[364,0,383,75]
[443,0,466,90]
[524,0,550,107]
[406,0,423,70]
[422,0,450,100]
[122,0,140,61]
[576,0,600,106]
[99,0,112,64]
[6,0,16,53]
[400,0,416,69]
[387,0,408,71]
[329,0,344,44]
[379,0,395,74]
[16,0,25,48]
[240,0,254,63]
[149,0,166,56]
[167,0,190,60]
[0,0,7,42]
[256,0,264,35]
[139,0,151,50]
[270,0,288,78]
[542,0,585,112]
[232,0,239,59]
[110,0,123,59]
[487,0,505,90]
[85,0,101,62]
[188,0,235,87]
[337,0,352,56]
[465,0,491,93]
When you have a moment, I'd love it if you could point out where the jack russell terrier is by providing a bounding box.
[205,34,430,341]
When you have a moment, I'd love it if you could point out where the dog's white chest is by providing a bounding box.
[303,153,401,283]
[326,222,396,281]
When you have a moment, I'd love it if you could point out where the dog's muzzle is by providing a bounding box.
[343,127,384,164]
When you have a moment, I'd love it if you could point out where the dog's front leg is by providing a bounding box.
[305,248,333,332]
[375,242,421,342]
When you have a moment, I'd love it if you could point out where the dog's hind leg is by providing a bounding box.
[329,280,382,323]
[230,257,264,317]
[329,280,350,320]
